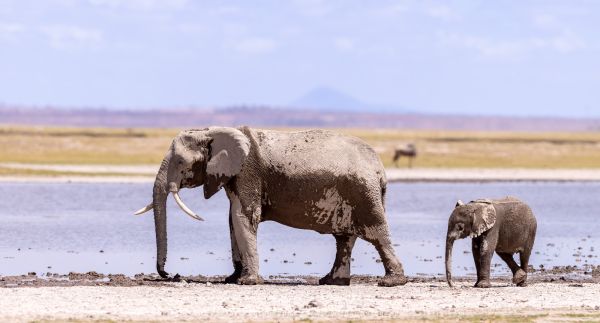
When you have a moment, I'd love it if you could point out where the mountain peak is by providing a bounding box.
[290,86,367,111]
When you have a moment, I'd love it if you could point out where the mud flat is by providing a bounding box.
[1,274,599,322]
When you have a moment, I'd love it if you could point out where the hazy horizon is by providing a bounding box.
[1,1,599,117]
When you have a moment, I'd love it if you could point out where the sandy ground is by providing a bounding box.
[0,273,599,322]
[2,163,600,183]
[1,280,599,322]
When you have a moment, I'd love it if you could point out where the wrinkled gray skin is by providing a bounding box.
[149,126,407,286]
[445,197,537,288]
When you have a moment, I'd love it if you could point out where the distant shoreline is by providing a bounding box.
[2,106,600,131]
[1,164,600,183]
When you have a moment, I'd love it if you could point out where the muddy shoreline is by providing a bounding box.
[2,265,598,288]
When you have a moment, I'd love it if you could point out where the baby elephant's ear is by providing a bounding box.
[470,203,497,237]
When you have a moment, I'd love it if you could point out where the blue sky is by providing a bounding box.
[0,0,599,117]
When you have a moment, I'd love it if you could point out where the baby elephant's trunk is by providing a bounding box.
[445,237,455,287]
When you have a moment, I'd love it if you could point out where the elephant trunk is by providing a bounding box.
[153,154,172,278]
[445,236,455,287]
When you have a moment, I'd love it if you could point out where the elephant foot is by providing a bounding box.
[474,280,491,288]
[237,274,263,285]
[318,274,350,286]
[224,272,241,284]
[225,261,243,284]
[377,274,408,287]
[513,269,527,286]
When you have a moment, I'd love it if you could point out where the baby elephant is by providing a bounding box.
[445,197,537,288]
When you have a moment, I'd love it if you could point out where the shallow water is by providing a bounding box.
[0,181,597,278]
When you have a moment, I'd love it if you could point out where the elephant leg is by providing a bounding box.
[363,226,408,287]
[472,239,482,283]
[497,252,519,274]
[516,250,532,287]
[319,235,357,286]
[498,251,526,286]
[229,194,261,285]
[224,209,243,284]
[473,236,495,288]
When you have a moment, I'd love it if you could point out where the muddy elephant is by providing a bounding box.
[135,126,408,286]
[445,197,537,288]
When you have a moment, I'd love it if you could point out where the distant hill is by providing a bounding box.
[1,105,599,131]
[290,86,406,113]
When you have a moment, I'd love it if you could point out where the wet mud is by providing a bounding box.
[1,265,598,288]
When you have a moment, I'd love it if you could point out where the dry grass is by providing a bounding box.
[1,125,599,168]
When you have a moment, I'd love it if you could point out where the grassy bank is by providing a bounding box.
[1,126,599,168]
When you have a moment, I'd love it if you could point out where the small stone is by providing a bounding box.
[305,300,322,308]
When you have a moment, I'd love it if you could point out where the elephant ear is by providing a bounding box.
[469,200,497,237]
[203,127,250,199]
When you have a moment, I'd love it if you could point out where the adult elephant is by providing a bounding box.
[135,126,407,287]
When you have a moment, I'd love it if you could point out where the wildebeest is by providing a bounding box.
[393,144,417,168]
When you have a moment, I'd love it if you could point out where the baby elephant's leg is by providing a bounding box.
[497,252,526,286]
[516,250,532,287]
[319,235,357,285]
[472,236,494,288]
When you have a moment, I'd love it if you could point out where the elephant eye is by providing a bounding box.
[456,223,464,231]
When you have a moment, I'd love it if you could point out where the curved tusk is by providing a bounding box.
[172,192,204,221]
[134,203,153,215]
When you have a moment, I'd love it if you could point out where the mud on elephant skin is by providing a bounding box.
[135,126,408,287]
[445,197,537,288]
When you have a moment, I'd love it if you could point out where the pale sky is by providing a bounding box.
[0,0,599,117]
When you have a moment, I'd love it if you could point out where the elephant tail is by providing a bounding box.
[380,174,387,212]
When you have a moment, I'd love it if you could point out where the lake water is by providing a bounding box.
[0,181,597,278]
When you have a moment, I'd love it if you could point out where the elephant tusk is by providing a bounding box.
[134,203,153,215]
[172,191,204,221]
